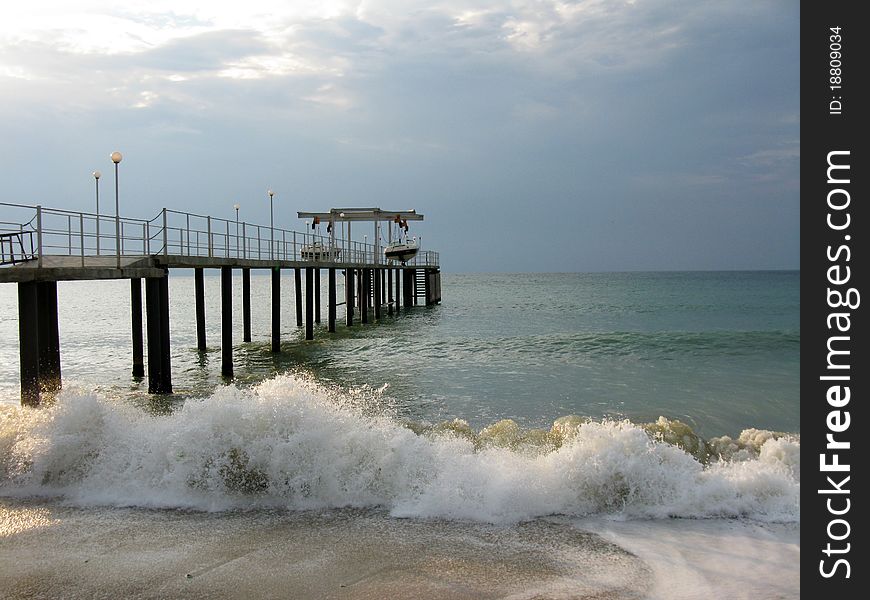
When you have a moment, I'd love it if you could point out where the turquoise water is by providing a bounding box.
[0,270,799,438]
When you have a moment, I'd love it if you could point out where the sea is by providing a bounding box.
[0,271,800,598]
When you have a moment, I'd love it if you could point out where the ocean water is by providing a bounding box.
[0,271,800,597]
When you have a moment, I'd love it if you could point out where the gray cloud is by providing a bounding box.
[0,0,799,271]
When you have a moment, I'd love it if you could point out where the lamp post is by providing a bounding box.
[111,151,122,268]
[267,189,274,259]
[233,203,240,257]
[93,170,101,255]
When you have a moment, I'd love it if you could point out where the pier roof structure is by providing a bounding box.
[296,208,424,222]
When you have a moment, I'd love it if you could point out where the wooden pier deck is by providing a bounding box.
[1,202,441,405]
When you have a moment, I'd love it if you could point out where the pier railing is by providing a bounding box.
[0,202,439,269]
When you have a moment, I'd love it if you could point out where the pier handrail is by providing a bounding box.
[0,202,439,269]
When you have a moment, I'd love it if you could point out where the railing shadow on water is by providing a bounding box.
[0,202,439,269]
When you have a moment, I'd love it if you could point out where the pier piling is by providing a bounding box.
[18,282,40,406]
[305,267,314,340]
[271,268,281,352]
[403,269,413,308]
[131,278,145,377]
[220,266,233,378]
[328,268,336,333]
[387,269,393,315]
[194,268,206,351]
[242,267,251,342]
[294,268,303,327]
[314,269,321,323]
[361,269,369,324]
[373,269,382,320]
[145,274,172,394]
[17,281,61,405]
[346,268,355,326]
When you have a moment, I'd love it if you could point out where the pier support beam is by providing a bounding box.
[271,268,281,352]
[37,282,61,393]
[305,267,314,340]
[18,282,40,406]
[242,267,251,342]
[346,268,355,326]
[395,269,401,312]
[373,269,382,320]
[387,269,393,315]
[314,269,321,323]
[18,281,61,406]
[145,273,172,394]
[295,268,303,327]
[131,278,144,378]
[361,269,369,324]
[221,266,233,378]
[194,268,206,351]
[328,268,336,333]
[403,269,413,309]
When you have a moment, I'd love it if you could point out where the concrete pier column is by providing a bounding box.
[387,269,393,315]
[373,269,382,320]
[131,278,145,377]
[345,268,355,326]
[314,269,321,323]
[145,273,172,394]
[328,268,336,333]
[395,268,401,311]
[403,268,413,308]
[37,281,61,394]
[357,270,364,315]
[242,267,251,342]
[194,268,206,351]
[295,268,303,327]
[221,266,233,378]
[305,267,314,340]
[361,269,369,324]
[17,281,60,405]
[18,282,40,406]
[271,268,281,352]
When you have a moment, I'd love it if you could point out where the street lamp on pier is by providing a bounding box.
[110,151,123,268]
[92,170,101,255]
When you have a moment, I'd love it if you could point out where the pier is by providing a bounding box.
[1,202,440,406]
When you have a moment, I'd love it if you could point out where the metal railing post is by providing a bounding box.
[80,213,85,267]
[68,215,72,254]
[242,222,247,259]
[207,216,212,257]
[36,205,43,268]
[186,214,191,256]
[162,208,168,256]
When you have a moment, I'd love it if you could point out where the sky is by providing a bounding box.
[0,0,799,272]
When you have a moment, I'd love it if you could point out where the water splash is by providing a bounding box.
[1,375,799,523]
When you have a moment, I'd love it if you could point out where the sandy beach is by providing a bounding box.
[1,498,798,599]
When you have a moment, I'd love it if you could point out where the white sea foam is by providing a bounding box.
[0,375,799,523]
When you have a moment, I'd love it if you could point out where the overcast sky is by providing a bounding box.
[1,0,798,272]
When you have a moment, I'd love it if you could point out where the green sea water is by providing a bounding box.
[0,270,799,438]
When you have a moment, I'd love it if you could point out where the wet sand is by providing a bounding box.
[0,498,797,599]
